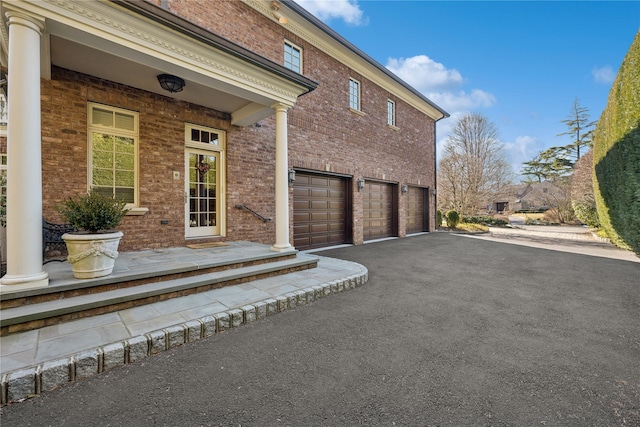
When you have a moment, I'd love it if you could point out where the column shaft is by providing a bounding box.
[271,104,293,252]
[1,12,48,289]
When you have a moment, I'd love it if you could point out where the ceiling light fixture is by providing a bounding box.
[157,74,185,93]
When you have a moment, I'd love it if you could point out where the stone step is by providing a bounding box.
[1,255,318,335]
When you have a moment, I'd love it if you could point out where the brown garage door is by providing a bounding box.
[363,181,396,241]
[293,173,349,250]
[406,186,427,234]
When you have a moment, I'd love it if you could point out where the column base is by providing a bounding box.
[270,243,295,253]
[0,271,49,292]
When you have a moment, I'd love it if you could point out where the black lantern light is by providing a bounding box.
[157,74,185,93]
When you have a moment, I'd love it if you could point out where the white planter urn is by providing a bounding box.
[62,231,123,279]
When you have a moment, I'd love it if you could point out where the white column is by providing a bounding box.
[0,12,48,290]
[271,103,293,252]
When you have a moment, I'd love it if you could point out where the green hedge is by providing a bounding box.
[592,31,640,254]
[463,216,508,226]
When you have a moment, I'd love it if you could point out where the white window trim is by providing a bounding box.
[184,123,226,152]
[387,99,396,127]
[184,123,226,237]
[87,102,143,213]
[284,40,303,73]
[349,78,361,112]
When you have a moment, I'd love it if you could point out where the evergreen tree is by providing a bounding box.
[556,97,597,162]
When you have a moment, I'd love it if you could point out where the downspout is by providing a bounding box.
[434,120,438,229]
[433,113,449,229]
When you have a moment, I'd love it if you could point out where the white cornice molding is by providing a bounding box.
[0,2,8,69]
[242,0,445,120]
[3,0,306,105]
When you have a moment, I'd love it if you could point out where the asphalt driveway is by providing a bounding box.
[1,233,638,426]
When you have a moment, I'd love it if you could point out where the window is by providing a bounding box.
[88,103,138,206]
[1,153,6,196]
[0,92,7,127]
[284,41,302,73]
[349,78,360,111]
[387,100,396,126]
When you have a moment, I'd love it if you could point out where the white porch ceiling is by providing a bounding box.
[0,0,317,127]
[51,35,250,115]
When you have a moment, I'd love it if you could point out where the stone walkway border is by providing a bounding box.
[1,271,368,405]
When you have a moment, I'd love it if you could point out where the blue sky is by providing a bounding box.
[293,0,640,179]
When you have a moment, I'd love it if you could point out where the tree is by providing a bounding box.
[557,97,596,161]
[521,150,572,183]
[521,99,596,183]
[437,113,514,215]
[570,151,599,227]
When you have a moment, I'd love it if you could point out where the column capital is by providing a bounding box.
[271,102,291,113]
[5,11,45,34]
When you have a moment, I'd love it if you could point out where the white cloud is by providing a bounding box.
[386,55,463,92]
[293,0,366,25]
[385,55,496,115]
[427,89,496,113]
[592,66,616,84]
[503,135,542,176]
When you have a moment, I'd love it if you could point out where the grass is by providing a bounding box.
[448,223,489,233]
[511,213,545,221]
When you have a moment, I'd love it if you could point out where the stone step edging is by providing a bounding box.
[0,270,368,406]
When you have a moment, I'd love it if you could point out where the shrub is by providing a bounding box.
[593,31,640,254]
[436,210,443,228]
[446,210,460,228]
[56,191,129,233]
[542,210,561,224]
[462,215,508,227]
[572,198,600,228]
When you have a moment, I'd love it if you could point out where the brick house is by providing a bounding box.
[0,0,447,290]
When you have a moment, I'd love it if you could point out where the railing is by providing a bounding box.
[235,204,272,223]
[43,218,77,263]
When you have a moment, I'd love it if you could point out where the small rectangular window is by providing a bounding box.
[284,41,302,73]
[349,78,360,111]
[387,100,396,126]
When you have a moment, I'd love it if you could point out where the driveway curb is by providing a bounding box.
[1,270,368,405]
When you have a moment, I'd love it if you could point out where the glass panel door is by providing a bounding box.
[186,149,219,237]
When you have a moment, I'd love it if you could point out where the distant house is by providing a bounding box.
[0,0,448,290]
[498,182,562,212]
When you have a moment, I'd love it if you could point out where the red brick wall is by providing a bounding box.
[41,67,279,251]
[162,0,437,241]
[33,0,436,251]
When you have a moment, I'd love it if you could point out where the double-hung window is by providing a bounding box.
[284,41,302,73]
[387,100,396,127]
[88,103,138,206]
[349,78,360,111]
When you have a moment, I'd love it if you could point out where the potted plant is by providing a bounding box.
[56,191,129,279]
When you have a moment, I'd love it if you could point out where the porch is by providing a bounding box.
[0,241,368,403]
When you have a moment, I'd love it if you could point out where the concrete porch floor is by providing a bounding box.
[0,242,368,395]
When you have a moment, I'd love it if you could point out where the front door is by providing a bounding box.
[185,149,220,237]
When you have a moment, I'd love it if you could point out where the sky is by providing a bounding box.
[292,0,640,180]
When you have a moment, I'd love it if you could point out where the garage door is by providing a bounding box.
[363,181,395,241]
[293,173,349,250]
[406,186,427,234]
